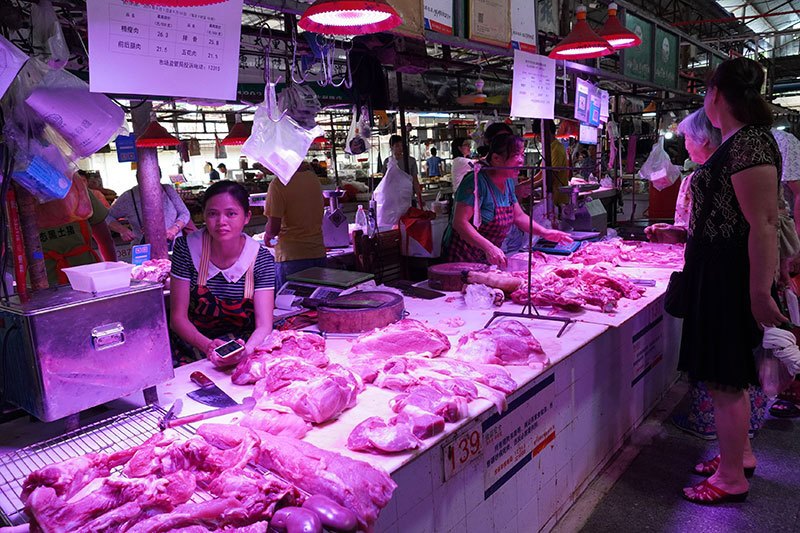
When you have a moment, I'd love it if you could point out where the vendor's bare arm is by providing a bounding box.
[91,221,117,261]
[265,216,282,241]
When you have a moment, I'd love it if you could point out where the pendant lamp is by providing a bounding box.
[549,5,613,60]
[298,0,402,36]
[556,120,580,139]
[221,114,252,146]
[136,116,180,148]
[597,3,641,49]
[127,0,225,6]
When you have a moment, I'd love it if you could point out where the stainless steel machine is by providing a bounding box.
[322,189,350,247]
[0,281,173,422]
[558,183,608,235]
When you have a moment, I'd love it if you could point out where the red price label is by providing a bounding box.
[442,423,483,481]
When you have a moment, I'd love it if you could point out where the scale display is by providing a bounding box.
[532,240,581,255]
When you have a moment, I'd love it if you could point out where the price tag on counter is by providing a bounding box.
[442,421,483,482]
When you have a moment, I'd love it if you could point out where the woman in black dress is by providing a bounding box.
[680,57,786,504]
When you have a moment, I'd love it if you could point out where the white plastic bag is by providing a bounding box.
[242,83,324,185]
[374,157,412,227]
[638,137,680,191]
[344,105,370,156]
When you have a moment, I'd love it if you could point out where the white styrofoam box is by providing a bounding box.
[399,215,448,258]
[62,261,134,292]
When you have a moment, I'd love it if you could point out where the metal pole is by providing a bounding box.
[131,102,169,260]
[540,119,554,224]
[397,72,421,206]
[329,112,339,187]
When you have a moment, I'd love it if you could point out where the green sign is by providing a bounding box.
[623,13,653,83]
[653,28,679,88]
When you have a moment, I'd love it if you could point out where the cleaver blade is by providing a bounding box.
[186,371,237,408]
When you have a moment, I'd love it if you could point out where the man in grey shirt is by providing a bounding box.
[108,180,191,244]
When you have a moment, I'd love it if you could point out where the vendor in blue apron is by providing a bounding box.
[170,181,275,367]
[443,133,572,267]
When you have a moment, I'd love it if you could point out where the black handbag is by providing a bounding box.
[664,270,687,318]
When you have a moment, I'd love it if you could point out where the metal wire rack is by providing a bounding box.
[0,404,200,527]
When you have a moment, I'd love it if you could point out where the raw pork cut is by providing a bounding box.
[569,239,684,267]
[391,406,445,439]
[238,406,311,438]
[349,319,451,359]
[347,416,422,453]
[252,361,363,424]
[131,259,172,283]
[389,385,468,423]
[453,320,548,368]
[233,331,328,385]
[198,424,396,531]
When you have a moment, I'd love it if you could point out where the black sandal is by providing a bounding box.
[769,399,800,419]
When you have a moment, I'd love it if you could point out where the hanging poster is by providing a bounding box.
[599,89,610,123]
[588,88,601,127]
[574,78,591,123]
[424,0,453,34]
[511,0,537,53]
[536,0,558,34]
[87,0,244,100]
[623,13,653,83]
[653,28,679,88]
[469,0,511,48]
[510,50,556,119]
[0,35,28,99]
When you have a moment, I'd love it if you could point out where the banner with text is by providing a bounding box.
[511,0,537,52]
[424,0,453,34]
[511,50,555,119]
[623,13,653,83]
[653,28,679,88]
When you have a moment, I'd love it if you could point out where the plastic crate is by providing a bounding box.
[61,261,134,292]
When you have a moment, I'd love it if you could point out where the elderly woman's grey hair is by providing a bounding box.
[677,108,722,148]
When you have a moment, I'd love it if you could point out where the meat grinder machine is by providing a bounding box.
[322,189,350,248]
[558,183,608,235]
[0,281,173,422]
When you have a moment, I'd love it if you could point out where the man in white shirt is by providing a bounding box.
[772,128,800,277]
[384,134,423,208]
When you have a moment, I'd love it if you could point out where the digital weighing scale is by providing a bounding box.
[529,230,599,255]
[274,267,375,319]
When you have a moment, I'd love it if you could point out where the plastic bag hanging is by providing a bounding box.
[31,0,69,69]
[638,136,680,191]
[241,82,324,185]
[277,83,320,130]
[345,105,370,156]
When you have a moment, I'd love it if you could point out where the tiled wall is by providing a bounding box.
[376,296,680,533]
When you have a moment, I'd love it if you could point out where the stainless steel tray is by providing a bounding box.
[0,405,208,526]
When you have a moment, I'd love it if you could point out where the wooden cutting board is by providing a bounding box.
[428,262,488,292]
[317,291,404,333]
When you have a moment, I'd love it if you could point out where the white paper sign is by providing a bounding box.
[0,35,29,99]
[511,0,537,53]
[599,89,610,123]
[424,0,453,34]
[510,50,555,119]
[87,0,243,100]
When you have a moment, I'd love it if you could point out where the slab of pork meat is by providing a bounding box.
[252,361,363,425]
[347,416,423,454]
[232,331,328,385]
[198,424,396,532]
[453,320,548,368]
[349,319,451,359]
[391,405,446,439]
[238,406,311,438]
[389,384,469,423]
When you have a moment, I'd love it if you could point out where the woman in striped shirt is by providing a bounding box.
[170,181,275,366]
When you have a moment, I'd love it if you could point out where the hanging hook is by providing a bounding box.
[258,23,286,123]
[290,24,314,84]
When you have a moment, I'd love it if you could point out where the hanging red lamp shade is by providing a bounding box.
[127,0,225,6]
[597,3,641,49]
[135,119,180,148]
[221,117,252,146]
[556,120,580,139]
[298,0,402,36]
[549,5,613,60]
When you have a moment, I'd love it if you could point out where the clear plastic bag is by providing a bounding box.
[638,137,680,191]
[25,68,125,158]
[755,346,794,398]
[31,0,69,69]
[277,83,320,130]
[242,83,324,185]
[34,171,93,228]
[344,105,370,156]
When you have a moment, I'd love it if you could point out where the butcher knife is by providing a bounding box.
[187,371,237,408]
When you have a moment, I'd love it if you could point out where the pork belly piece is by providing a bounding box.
[232,331,328,385]
[389,385,468,423]
[347,416,422,454]
[453,320,548,368]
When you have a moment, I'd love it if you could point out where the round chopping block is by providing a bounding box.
[428,262,488,291]
[317,291,405,334]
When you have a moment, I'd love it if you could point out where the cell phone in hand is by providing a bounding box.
[213,339,245,360]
